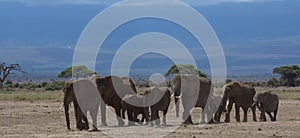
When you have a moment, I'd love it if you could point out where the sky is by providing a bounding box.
[0,0,299,78]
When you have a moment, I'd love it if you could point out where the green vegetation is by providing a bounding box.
[3,81,65,91]
[0,90,63,101]
[273,64,300,87]
[277,92,300,100]
[58,65,95,79]
[0,62,25,89]
[165,64,207,77]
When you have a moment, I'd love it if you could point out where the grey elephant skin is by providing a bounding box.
[121,94,150,126]
[144,87,171,126]
[253,91,279,121]
[223,82,257,122]
[93,75,137,126]
[63,79,100,131]
[171,74,212,124]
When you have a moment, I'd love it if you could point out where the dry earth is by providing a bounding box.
[0,100,300,138]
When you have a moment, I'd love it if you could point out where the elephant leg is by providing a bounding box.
[73,101,84,130]
[162,109,168,126]
[183,109,193,125]
[235,104,241,122]
[64,102,71,130]
[260,110,267,122]
[225,100,234,123]
[251,105,257,122]
[82,111,89,130]
[127,109,134,126]
[134,112,139,122]
[90,108,99,131]
[266,112,274,121]
[100,100,107,126]
[273,108,278,121]
[115,107,124,126]
[140,112,144,122]
[144,108,150,125]
[154,111,160,126]
[242,107,248,122]
[200,107,206,124]
[214,112,221,123]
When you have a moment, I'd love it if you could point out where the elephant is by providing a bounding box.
[253,91,279,122]
[63,79,100,131]
[222,82,257,122]
[93,75,137,126]
[172,74,213,124]
[144,87,171,126]
[121,94,150,125]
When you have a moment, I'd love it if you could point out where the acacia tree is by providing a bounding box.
[165,64,207,77]
[0,62,25,89]
[58,65,95,79]
[273,64,300,87]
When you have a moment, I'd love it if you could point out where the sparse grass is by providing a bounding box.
[277,92,300,100]
[1,86,300,101]
[255,86,300,100]
[0,90,63,101]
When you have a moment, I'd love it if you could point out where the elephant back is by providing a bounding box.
[259,91,279,112]
[238,83,256,107]
[121,77,137,94]
[122,94,144,108]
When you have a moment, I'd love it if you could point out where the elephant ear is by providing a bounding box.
[182,75,200,97]
[95,77,106,88]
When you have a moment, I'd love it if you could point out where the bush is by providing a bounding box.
[41,82,48,87]
[14,83,20,88]
[45,81,64,91]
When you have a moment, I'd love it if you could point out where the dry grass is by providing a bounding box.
[0,86,299,101]
[255,87,300,100]
[0,90,63,101]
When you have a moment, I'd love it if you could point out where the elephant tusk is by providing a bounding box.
[170,93,174,98]
[175,95,181,99]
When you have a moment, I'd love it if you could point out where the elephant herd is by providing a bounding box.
[63,74,279,131]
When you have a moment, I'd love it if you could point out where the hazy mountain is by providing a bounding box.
[1,0,300,78]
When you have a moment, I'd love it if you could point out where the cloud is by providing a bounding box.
[0,0,283,6]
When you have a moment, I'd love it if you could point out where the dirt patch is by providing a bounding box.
[0,100,299,138]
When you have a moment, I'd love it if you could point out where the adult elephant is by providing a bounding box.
[172,74,212,124]
[94,75,137,126]
[222,82,257,122]
[63,79,100,131]
[253,91,279,121]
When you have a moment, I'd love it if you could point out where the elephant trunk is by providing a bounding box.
[64,102,70,130]
[121,102,126,119]
[175,96,180,117]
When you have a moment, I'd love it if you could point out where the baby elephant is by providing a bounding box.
[121,94,150,126]
[145,87,171,126]
[253,91,279,121]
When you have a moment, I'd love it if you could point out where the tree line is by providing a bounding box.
[1,61,300,91]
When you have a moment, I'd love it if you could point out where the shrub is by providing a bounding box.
[45,81,64,91]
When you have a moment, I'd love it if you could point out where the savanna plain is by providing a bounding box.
[0,87,300,138]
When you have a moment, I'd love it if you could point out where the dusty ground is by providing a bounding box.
[0,100,300,138]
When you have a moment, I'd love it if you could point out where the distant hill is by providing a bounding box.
[1,0,300,80]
